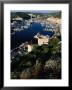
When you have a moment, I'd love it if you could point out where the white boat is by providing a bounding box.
[34,32,41,38]
[44,28,49,31]
[13,28,23,31]
[41,22,45,27]
[46,24,50,28]
[23,25,29,29]
[26,22,31,26]
[34,35,38,38]
[21,26,24,29]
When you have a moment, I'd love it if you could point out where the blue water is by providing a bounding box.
[11,23,54,49]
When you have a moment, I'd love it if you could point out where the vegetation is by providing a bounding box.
[11,35,61,79]
[48,11,61,18]
[11,11,61,79]
[11,11,61,22]
[44,59,61,79]
[11,12,31,20]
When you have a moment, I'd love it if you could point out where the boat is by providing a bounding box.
[41,22,45,27]
[34,32,41,38]
[23,25,29,29]
[13,28,24,32]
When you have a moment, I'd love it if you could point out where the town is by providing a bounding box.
[11,11,61,79]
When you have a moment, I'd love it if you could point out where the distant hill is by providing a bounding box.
[32,11,61,18]
[11,11,61,21]
[11,12,31,20]
[47,11,61,18]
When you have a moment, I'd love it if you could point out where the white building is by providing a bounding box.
[13,16,23,21]
[28,44,33,52]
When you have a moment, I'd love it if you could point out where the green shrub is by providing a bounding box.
[44,59,61,79]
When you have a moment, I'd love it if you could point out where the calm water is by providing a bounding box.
[11,23,54,50]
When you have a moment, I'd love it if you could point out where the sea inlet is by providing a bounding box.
[11,22,54,50]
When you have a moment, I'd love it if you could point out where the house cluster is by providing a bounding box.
[11,16,33,34]
[11,15,56,32]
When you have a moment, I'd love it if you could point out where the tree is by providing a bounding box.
[44,59,61,79]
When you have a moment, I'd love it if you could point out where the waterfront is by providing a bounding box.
[11,11,61,79]
[11,22,54,50]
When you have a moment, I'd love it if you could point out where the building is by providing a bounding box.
[27,34,49,52]
[13,16,23,21]
[34,33,49,46]
[38,35,49,46]
[47,17,61,25]
[28,44,33,52]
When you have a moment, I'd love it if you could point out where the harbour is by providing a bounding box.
[11,22,55,50]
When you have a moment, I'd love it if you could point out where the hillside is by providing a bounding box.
[47,11,61,18]
[11,12,31,20]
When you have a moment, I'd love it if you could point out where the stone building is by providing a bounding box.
[38,35,49,46]
[34,33,49,46]
[27,34,49,52]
